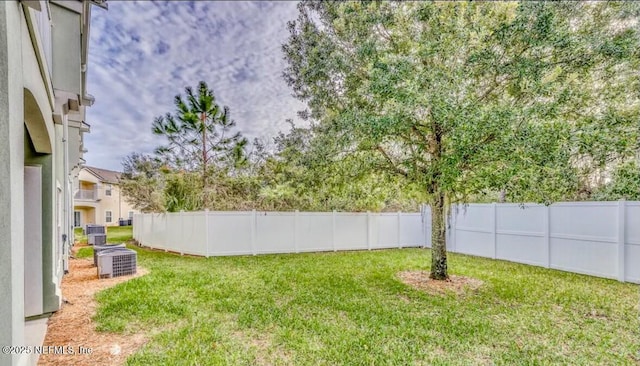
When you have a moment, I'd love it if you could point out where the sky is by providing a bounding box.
[85,1,306,171]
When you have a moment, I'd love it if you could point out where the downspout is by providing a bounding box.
[62,112,69,274]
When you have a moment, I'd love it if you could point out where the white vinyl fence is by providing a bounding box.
[133,201,639,284]
[133,210,425,257]
[441,201,639,283]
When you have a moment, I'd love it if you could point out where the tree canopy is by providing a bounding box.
[282,1,640,278]
[152,81,248,186]
[119,3,639,272]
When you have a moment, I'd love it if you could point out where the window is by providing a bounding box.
[74,211,81,227]
[128,211,134,219]
[105,211,112,223]
[105,184,112,196]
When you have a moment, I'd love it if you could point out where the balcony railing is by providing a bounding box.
[74,189,97,200]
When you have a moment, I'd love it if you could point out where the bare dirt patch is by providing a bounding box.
[38,245,149,366]
[397,271,483,296]
[585,309,610,321]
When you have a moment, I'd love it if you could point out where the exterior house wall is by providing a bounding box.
[76,207,96,226]
[78,168,99,184]
[80,180,96,190]
[0,3,27,364]
[74,167,140,227]
[98,181,119,225]
[74,169,99,226]
[1,1,99,365]
[98,183,138,225]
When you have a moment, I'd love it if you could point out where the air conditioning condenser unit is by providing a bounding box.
[97,248,137,279]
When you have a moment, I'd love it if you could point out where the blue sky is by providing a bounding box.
[85,1,306,171]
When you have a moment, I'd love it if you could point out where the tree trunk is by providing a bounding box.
[430,190,448,280]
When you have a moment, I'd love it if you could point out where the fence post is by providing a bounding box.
[367,211,371,250]
[492,203,497,259]
[251,209,257,255]
[294,210,299,253]
[139,214,143,246]
[180,210,185,256]
[204,209,210,258]
[544,205,551,268]
[332,210,337,252]
[617,199,626,282]
[138,214,143,245]
[397,211,402,249]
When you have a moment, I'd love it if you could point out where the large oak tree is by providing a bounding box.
[282,1,640,279]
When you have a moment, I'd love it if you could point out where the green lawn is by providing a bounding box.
[103,225,134,243]
[88,231,639,365]
[73,227,86,243]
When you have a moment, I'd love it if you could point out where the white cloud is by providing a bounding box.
[85,0,306,171]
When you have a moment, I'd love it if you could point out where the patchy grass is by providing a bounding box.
[75,246,93,259]
[74,227,87,244]
[92,240,639,365]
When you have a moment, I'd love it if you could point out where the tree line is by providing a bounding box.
[120,1,639,279]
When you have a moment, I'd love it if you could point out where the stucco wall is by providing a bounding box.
[1,3,26,364]
[1,3,77,364]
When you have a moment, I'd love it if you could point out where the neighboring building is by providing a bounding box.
[0,1,105,365]
[74,166,139,227]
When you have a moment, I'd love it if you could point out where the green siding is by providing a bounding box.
[24,127,59,315]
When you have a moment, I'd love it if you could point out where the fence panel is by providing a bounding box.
[421,206,432,248]
[255,212,296,254]
[400,213,424,247]
[374,213,399,249]
[496,204,547,266]
[335,213,368,251]
[179,212,206,255]
[454,205,494,257]
[296,213,333,252]
[624,203,640,282]
[166,213,181,252]
[132,202,639,283]
[208,211,253,256]
[153,214,168,251]
[143,214,153,246]
[549,203,618,279]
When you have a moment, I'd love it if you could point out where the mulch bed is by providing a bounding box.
[38,244,149,366]
[397,271,484,296]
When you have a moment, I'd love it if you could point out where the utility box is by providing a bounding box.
[93,243,127,266]
[97,249,137,279]
[88,233,106,246]
[85,224,105,235]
